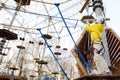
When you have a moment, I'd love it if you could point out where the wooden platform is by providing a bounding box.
[72,28,120,76]
[75,75,120,80]
[14,0,31,5]
[0,29,17,40]
[0,75,27,80]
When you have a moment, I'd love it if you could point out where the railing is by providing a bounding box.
[106,29,120,74]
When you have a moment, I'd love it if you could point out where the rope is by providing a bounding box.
[31,0,71,5]
[55,3,91,73]
[8,2,21,30]
[41,0,60,38]
[37,28,70,80]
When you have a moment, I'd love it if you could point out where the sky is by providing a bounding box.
[104,0,120,36]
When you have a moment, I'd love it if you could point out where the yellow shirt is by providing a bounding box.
[85,24,104,41]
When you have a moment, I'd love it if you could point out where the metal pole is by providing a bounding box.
[92,0,111,66]
[55,3,91,73]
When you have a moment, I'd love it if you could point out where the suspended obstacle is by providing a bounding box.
[54,52,62,55]
[14,0,31,5]
[9,67,19,71]
[0,29,17,40]
[17,45,25,49]
[42,34,52,39]
[36,60,48,65]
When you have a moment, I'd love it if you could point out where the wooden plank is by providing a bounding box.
[110,45,120,63]
[71,49,88,76]
[71,31,90,76]
[0,75,27,80]
[80,0,89,13]
[74,74,120,80]
[115,60,120,69]
[76,63,84,76]
[105,29,120,73]
[14,0,31,5]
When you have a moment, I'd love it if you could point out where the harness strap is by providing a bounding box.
[94,47,104,56]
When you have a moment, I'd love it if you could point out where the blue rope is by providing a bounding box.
[55,3,91,73]
[37,28,70,80]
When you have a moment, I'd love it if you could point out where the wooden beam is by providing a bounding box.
[71,49,88,76]
[80,0,89,13]
[71,31,88,76]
